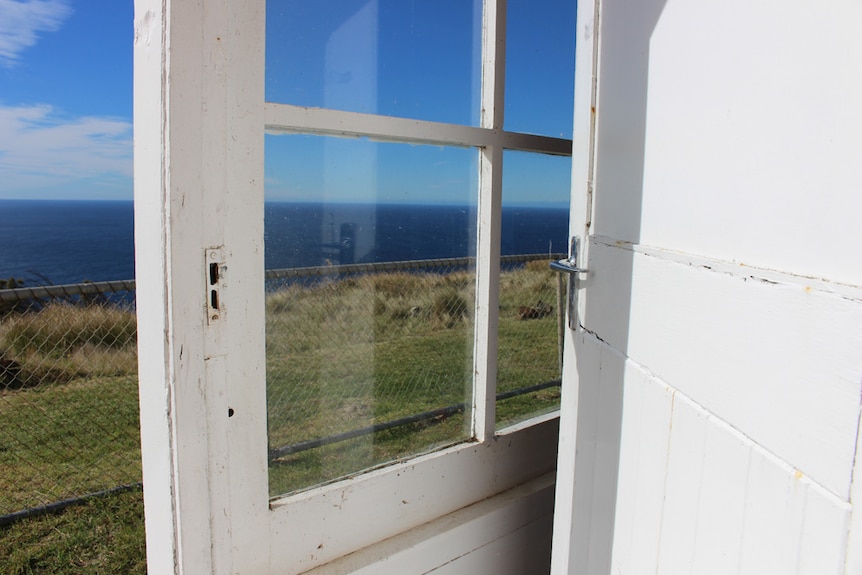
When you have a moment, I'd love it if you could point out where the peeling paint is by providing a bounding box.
[134,10,156,47]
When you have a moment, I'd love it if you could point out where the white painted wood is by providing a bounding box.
[302,473,555,575]
[264,103,572,156]
[584,239,862,498]
[269,417,559,574]
[194,2,270,573]
[551,332,623,575]
[654,382,709,574]
[689,410,751,572]
[638,0,862,286]
[592,357,856,575]
[472,0,506,441]
[133,3,176,573]
[135,0,219,572]
[549,0,600,572]
[737,448,806,575]
[135,0,268,573]
[845,407,862,574]
[609,365,673,574]
[797,485,850,575]
[552,0,862,573]
[550,330,597,575]
[137,0,570,572]
[661,385,853,575]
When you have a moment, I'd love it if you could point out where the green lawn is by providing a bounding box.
[0,260,561,572]
[0,489,145,575]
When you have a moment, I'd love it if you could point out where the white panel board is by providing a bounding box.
[551,331,621,575]
[736,449,805,574]
[304,474,555,575]
[269,419,559,574]
[639,0,862,285]
[845,408,862,574]
[559,0,862,572]
[583,240,862,499]
[689,412,751,572]
[609,364,673,574]
[655,386,708,573]
[605,365,852,574]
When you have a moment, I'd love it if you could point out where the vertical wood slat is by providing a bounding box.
[550,0,601,571]
[133,1,176,572]
[608,361,853,574]
[472,0,507,442]
[134,0,267,572]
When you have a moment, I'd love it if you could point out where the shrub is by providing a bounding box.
[432,290,469,327]
[373,273,422,299]
[438,271,473,291]
[525,259,554,273]
[3,304,137,357]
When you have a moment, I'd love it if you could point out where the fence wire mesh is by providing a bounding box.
[0,254,563,516]
[0,281,140,517]
[265,255,564,495]
[496,258,565,427]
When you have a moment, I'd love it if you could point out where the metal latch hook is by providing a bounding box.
[549,237,587,329]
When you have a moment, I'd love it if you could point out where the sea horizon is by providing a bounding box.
[0,199,569,287]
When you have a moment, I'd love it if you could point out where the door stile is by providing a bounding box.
[550,0,603,572]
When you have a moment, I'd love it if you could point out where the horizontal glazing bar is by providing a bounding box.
[265,103,572,156]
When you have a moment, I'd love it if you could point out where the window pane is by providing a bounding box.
[496,151,570,429]
[266,0,482,126]
[265,134,478,497]
[504,0,577,138]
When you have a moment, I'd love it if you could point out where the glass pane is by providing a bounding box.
[504,0,577,138]
[266,0,482,126]
[496,151,571,429]
[265,134,478,497]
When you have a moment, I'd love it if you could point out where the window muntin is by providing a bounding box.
[264,0,575,501]
[266,0,482,126]
[504,0,577,138]
[265,135,478,495]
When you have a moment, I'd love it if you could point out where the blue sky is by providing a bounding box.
[0,0,574,204]
[0,0,133,200]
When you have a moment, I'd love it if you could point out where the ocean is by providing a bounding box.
[0,200,569,287]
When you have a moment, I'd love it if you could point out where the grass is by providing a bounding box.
[266,270,477,494]
[0,303,143,572]
[0,488,145,575]
[0,375,142,515]
[0,304,137,390]
[0,260,561,572]
[265,261,562,495]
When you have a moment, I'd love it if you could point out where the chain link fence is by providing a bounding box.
[0,281,140,519]
[0,254,564,517]
[265,254,565,494]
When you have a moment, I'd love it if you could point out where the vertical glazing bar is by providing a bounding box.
[473,0,506,441]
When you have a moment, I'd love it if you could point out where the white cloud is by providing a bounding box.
[0,0,72,66]
[0,103,132,194]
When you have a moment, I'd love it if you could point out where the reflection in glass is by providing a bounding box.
[266,0,481,126]
[265,135,478,497]
[496,151,571,429]
[504,0,577,138]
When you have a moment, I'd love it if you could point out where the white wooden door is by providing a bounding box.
[551,0,862,573]
[135,1,572,573]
